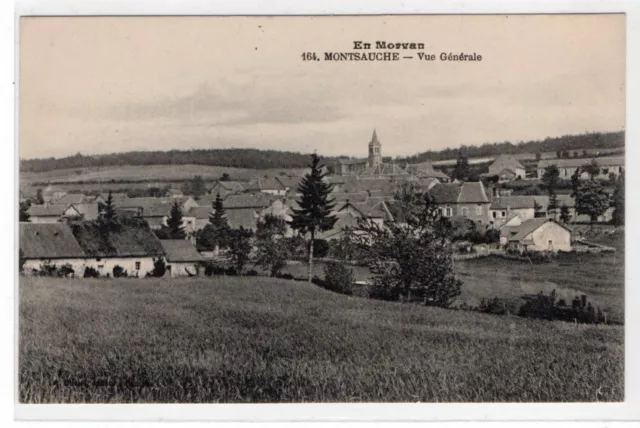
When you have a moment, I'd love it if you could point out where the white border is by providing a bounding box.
[7,0,640,424]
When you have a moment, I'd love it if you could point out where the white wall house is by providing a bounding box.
[505,218,571,253]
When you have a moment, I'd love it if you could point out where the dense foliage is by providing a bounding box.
[396,131,624,164]
[20,149,336,173]
[254,215,291,277]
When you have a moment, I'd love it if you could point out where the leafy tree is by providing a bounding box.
[583,149,588,157]
[19,200,31,222]
[180,175,207,198]
[542,165,560,220]
[355,187,462,307]
[574,180,610,223]
[452,149,470,181]
[254,214,290,277]
[556,150,562,159]
[560,205,572,224]
[612,172,624,226]
[34,189,45,205]
[165,201,186,239]
[535,152,541,162]
[227,227,253,274]
[289,154,337,282]
[583,159,601,179]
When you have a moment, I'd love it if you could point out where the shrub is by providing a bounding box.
[518,290,557,320]
[322,261,355,295]
[112,265,128,278]
[37,263,58,277]
[277,273,295,280]
[58,264,75,278]
[150,257,167,277]
[485,229,500,244]
[83,266,100,278]
[308,239,329,258]
[479,297,509,315]
[246,269,259,277]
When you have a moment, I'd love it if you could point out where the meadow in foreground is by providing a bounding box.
[19,276,623,403]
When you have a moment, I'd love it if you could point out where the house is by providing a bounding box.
[115,197,198,229]
[335,200,389,227]
[245,177,288,195]
[428,181,491,226]
[93,193,128,204]
[19,219,165,277]
[537,156,624,180]
[489,195,550,228]
[42,185,67,203]
[19,223,88,274]
[52,194,93,206]
[502,218,572,253]
[68,203,100,221]
[166,188,184,197]
[208,180,246,197]
[160,240,204,277]
[274,176,302,196]
[487,155,526,180]
[336,157,369,176]
[26,204,67,223]
[359,162,412,179]
[68,218,165,277]
[404,162,450,182]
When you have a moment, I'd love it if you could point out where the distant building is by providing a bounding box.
[427,181,492,226]
[208,180,246,197]
[501,218,572,253]
[160,240,204,277]
[537,156,624,180]
[487,154,526,180]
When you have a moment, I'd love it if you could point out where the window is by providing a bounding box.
[548,240,553,247]
[492,212,497,219]
[501,211,506,218]
[445,207,452,217]
[97,265,104,270]
[462,207,469,216]
[135,262,141,271]
[475,204,482,215]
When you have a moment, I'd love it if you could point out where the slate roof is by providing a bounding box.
[404,162,450,179]
[537,156,624,169]
[428,182,490,204]
[160,240,204,263]
[68,218,165,258]
[53,194,93,206]
[488,155,525,174]
[27,204,66,217]
[223,193,275,209]
[508,218,571,242]
[246,177,287,192]
[69,203,100,220]
[19,223,86,259]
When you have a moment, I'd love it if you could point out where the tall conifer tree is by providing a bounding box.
[166,201,186,239]
[290,154,337,282]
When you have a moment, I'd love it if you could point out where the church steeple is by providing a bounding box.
[368,128,382,168]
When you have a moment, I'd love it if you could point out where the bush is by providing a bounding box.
[246,269,259,277]
[58,264,75,278]
[83,266,100,278]
[37,263,59,277]
[322,261,355,295]
[485,229,500,244]
[276,273,295,280]
[112,265,128,278]
[308,239,329,258]
[150,257,167,277]
[479,297,509,315]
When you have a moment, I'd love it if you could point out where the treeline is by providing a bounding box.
[20,149,339,173]
[396,131,625,164]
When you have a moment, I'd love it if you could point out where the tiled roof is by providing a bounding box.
[187,206,213,220]
[19,223,86,259]
[404,162,450,179]
[537,156,624,169]
[457,182,490,203]
[509,218,571,242]
[69,203,100,220]
[223,193,276,209]
[428,183,462,204]
[226,208,259,230]
[489,155,525,173]
[52,194,93,206]
[246,177,287,192]
[160,240,204,262]
[209,181,246,193]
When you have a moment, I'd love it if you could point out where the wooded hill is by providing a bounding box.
[20,131,624,173]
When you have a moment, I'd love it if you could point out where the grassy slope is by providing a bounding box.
[20,276,623,403]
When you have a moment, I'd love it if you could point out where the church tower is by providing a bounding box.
[368,129,382,168]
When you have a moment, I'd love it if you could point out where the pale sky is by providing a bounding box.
[19,15,625,160]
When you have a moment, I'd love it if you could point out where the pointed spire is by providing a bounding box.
[370,128,379,145]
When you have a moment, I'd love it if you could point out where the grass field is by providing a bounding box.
[20,275,623,403]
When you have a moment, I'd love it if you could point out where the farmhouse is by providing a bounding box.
[537,156,624,180]
[428,181,491,226]
[486,155,526,181]
[245,177,288,196]
[19,219,166,277]
[489,195,549,227]
[160,240,204,277]
[208,180,246,197]
[26,204,67,223]
[501,218,571,253]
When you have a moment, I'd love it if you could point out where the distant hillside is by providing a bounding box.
[396,131,624,164]
[20,149,337,174]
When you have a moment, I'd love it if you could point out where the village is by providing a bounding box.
[18,129,624,280]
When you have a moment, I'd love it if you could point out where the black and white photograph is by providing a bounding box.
[16,12,627,410]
